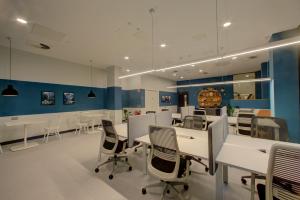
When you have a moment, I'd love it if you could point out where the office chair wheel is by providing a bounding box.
[125,157,128,162]
[205,167,209,172]
[189,171,192,175]
[142,188,147,195]
[94,168,99,173]
[109,174,114,180]
[184,184,189,191]
[167,189,170,194]
[241,178,247,185]
[134,148,137,152]
[128,166,132,171]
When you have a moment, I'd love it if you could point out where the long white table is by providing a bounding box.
[82,113,104,134]
[4,119,46,151]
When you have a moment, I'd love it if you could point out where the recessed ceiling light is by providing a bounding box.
[245,74,249,78]
[232,56,237,60]
[160,43,167,48]
[223,22,231,28]
[199,69,203,73]
[172,73,177,77]
[124,56,129,60]
[180,76,184,79]
[126,69,130,72]
[16,18,28,24]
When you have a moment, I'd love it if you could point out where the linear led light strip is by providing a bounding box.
[118,37,300,79]
[167,77,271,89]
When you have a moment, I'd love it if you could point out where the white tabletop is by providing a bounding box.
[82,113,104,118]
[206,115,237,125]
[256,118,280,128]
[4,119,47,126]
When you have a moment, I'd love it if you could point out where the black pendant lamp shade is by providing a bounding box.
[88,60,96,98]
[1,84,19,96]
[2,37,19,96]
[88,90,96,98]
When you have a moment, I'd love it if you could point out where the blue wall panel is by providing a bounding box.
[105,87,122,110]
[230,99,270,109]
[159,91,178,106]
[261,62,270,99]
[0,79,106,116]
[177,75,234,108]
[122,89,145,108]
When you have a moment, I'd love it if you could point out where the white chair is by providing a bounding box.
[142,125,190,200]
[43,115,62,143]
[74,113,89,134]
[257,143,300,200]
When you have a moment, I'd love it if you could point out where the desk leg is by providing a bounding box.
[215,163,224,200]
[275,128,279,141]
[223,165,228,184]
[10,125,39,151]
[250,173,255,200]
[143,144,148,175]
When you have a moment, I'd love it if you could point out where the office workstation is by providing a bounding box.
[1,1,300,200]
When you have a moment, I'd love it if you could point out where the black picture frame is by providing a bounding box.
[41,91,55,105]
[63,92,75,105]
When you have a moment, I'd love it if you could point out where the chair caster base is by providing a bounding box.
[142,188,146,195]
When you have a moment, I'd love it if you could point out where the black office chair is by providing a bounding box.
[142,126,190,199]
[257,144,300,200]
[182,116,209,172]
[236,111,256,136]
[241,116,289,185]
[193,109,208,130]
[94,120,132,179]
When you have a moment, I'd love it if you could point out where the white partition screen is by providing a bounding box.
[128,114,156,147]
[221,106,227,116]
[155,111,172,127]
[208,115,227,175]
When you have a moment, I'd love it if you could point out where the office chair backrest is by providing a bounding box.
[183,115,203,130]
[266,144,300,200]
[101,120,119,154]
[193,109,207,130]
[146,111,156,114]
[251,116,289,141]
[237,111,255,136]
[148,125,180,180]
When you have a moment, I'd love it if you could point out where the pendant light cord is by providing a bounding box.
[149,8,155,70]
[8,37,12,80]
[90,60,93,88]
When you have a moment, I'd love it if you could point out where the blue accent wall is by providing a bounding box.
[0,79,106,117]
[270,26,300,143]
[261,62,270,99]
[177,75,234,108]
[105,87,122,110]
[230,99,270,109]
[159,91,178,106]
[122,89,145,108]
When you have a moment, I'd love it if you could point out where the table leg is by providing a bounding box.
[10,124,39,151]
[275,127,279,141]
[250,173,255,200]
[215,163,224,200]
[223,165,228,184]
[143,143,148,175]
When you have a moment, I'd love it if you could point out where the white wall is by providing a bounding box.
[0,45,107,87]
[141,75,176,92]
[0,45,111,143]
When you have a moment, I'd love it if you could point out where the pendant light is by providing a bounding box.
[88,60,96,98]
[1,37,19,96]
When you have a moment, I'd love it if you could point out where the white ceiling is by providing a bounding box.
[0,0,300,81]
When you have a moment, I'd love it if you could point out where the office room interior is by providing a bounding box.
[0,0,300,200]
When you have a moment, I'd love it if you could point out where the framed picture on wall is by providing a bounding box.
[63,92,75,105]
[41,91,55,105]
[161,95,171,103]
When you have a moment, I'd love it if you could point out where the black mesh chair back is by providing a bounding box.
[251,116,289,141]
[237,112,255,136]
[183,115,204,130]
[101,120,118,152]
[193,109,207,130]
[266,144,300,200]
[148,125,180,177]
[146,111,156,114]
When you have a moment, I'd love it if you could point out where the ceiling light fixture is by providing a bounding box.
[167,77,271,89]
[88,60,96,98]
[2,37,19,96]
[16,18,28,24]
[223,22,231,28]
[191,64,195,67]
[199,69,204,73]
[126,69,130,72]
[118,36,300,79]
[124,56,129,60]
[180,76,184,79]
[232,56,237,60]
[160,43,167,48]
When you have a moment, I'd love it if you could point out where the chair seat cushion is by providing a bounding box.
[151,156,188,178]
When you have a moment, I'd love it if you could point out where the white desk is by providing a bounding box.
[4,119,46,151]
[256,118,280,140]
[82,113,103,134]
[206,115,237,125]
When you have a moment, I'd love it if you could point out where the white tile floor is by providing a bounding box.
[0,132,262,200]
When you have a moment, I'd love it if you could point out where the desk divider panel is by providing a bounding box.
[128,114,156,147]
[221,106,227,116]
[155,111,172,127]
[208,115,227,176]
